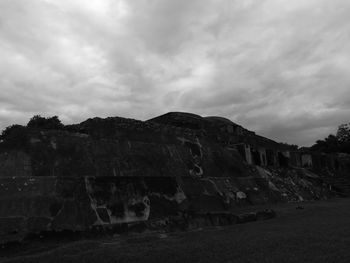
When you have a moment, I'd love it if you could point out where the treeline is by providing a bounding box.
[310,123,350,154]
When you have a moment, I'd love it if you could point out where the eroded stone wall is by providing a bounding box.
[0,112,342,243]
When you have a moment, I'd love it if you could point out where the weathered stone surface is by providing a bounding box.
[0,151,31,177]
[0,112,342,243]
[0,176,185,243]
[237,212,257,224]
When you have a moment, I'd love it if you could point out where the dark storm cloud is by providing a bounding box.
[1,0,350,146]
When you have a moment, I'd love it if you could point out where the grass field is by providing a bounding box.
[1,198,350,263]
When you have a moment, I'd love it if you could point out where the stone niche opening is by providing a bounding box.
[251,149,261,166]
[266,149,275,166]
[278,152,289,167]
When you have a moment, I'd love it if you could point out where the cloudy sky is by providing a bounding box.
[1,0,350,146]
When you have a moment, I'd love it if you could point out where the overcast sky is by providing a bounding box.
[1,0,350,146]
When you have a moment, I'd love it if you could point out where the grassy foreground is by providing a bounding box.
[1,198,350,263]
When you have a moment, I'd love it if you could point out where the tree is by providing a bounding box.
[336,123,350,143]
[0,124,28,149]
[310,134,339,153]
[310,123,350,154]
[27,115,64,130]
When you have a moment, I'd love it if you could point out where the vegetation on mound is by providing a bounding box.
[310,123,350,153]
[0,115,64,150]
[0,114,349,154]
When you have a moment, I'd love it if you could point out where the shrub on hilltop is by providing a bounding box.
[0,124,28,150]
[27,115,64,130]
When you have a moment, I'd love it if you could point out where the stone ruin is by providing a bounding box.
[0,112,349,243]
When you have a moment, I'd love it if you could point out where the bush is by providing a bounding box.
[0,124,28,149]
[27,115,64,130]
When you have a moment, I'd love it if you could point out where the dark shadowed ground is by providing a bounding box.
[1,198,350,263]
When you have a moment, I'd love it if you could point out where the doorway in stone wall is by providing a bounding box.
[252,149,261,166]
[278,152,289,167]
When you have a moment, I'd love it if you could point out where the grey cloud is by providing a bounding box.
[1,0,350,146]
